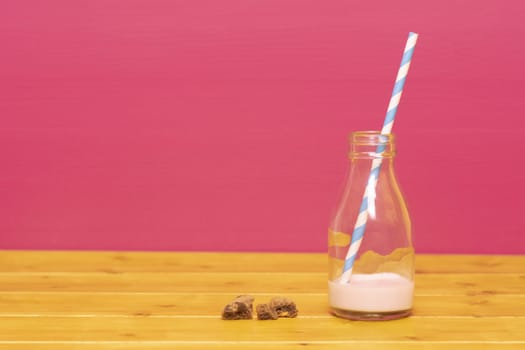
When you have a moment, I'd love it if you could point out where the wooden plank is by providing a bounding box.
[415,255,525,274]
[0,272,523,295]
[415,294,525,317]
[1,251,524,273]
[1,293,524,317]
[0,251,326,273]
[0,317,525,341]
[0,343,524,350]
[1,252,524,349]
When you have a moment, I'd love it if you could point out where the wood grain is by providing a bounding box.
[1,251,524,273]
[1,345,524,350]
[0,272,523,295]
[0,251,524,349]
[1,293,524,317]
[1,317,525,341]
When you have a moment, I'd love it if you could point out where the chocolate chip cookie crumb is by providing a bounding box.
[221,295,254,320]
[233,295,254,312]
[256,303,278,320]
[269,297,298,318]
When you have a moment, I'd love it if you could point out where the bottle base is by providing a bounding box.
[330,307,411,321]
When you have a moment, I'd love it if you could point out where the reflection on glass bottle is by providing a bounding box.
[328,131,414,321]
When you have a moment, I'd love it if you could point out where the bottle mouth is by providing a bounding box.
[351,131,394,145]
[349,131,395,159]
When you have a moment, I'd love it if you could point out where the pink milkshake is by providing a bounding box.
[328,272,414,319]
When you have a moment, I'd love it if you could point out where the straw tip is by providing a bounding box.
[409,32,419,37]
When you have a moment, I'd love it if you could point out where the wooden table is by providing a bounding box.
[0,251,524,349]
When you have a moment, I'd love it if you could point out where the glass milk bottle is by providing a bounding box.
[328,131,414,320]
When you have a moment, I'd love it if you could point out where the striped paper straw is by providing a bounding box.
[339,32,418,283]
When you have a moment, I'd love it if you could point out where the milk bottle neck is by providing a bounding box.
[349,131,395,161]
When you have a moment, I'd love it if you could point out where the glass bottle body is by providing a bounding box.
[328,131,414,321]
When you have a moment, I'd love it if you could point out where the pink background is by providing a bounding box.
[1,0,524,253]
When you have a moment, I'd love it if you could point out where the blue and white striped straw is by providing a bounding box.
[339,32,418,283]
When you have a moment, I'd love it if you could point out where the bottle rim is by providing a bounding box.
[350,131,395,145]
[349,131,395,159]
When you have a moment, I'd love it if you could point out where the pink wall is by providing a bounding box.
[1,0,524,253]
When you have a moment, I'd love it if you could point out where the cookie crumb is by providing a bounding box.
[221,295,254,320]
[256,304,278,320]
[269,297,298,318]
